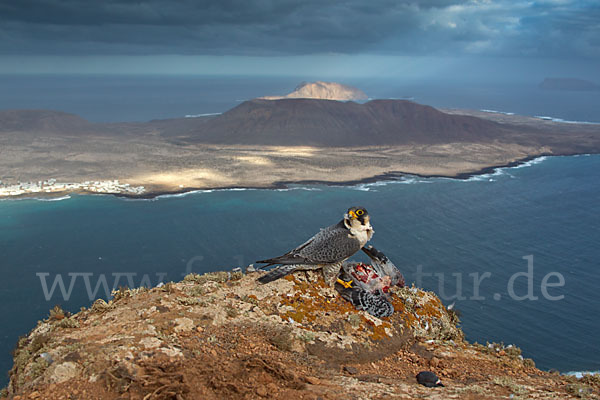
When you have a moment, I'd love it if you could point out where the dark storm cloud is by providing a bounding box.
[0,0,598,58]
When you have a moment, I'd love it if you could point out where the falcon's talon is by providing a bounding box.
[337,278,353,288]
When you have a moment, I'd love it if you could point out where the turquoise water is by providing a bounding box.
[0,154,599,384]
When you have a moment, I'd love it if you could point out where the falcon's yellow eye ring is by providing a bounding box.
[356,209,364,216]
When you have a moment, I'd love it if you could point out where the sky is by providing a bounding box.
[0,0,598,80]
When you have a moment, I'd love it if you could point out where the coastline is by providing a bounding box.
[3,101,600,202]
[1,152,582,201]
[116,152,564,199]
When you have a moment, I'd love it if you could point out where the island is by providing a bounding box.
[1,84,600,199]
[539,78,600,91]
[4,269,597,399]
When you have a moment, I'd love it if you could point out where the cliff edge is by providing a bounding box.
[4,270,598,399]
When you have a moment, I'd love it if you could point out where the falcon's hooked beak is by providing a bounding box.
[346,207,368,224]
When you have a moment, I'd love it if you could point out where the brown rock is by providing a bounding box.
[63,352,82,362]
[343,366,358,375]
[267,383,278,393]
[49,362,81,384]
[173,317,195,333]
[305,376,321,385]
[430,357,440,368]
[256,386,268,397]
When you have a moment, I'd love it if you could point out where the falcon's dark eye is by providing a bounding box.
[356,209,364,216]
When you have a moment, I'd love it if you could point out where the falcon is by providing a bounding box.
[256,206,374,285]
[335,245,405,318]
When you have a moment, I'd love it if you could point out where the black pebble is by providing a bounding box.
[416,371,444,387]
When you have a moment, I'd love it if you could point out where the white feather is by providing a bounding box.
[349,221,374,247]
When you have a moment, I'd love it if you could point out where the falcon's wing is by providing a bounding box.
[257,221,361,266]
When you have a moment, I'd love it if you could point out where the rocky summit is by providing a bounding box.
[4,269,598,399]
[260,81,368,101]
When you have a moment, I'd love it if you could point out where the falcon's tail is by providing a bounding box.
[255,254,309,267]
[256,265,298,284]
[336,286,394,318]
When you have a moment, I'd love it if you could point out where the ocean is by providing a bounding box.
[0,75,599,386]
[1,155,599,384]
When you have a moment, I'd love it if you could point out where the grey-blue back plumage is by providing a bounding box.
[257,220,362,266]
[256,207,373,285]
